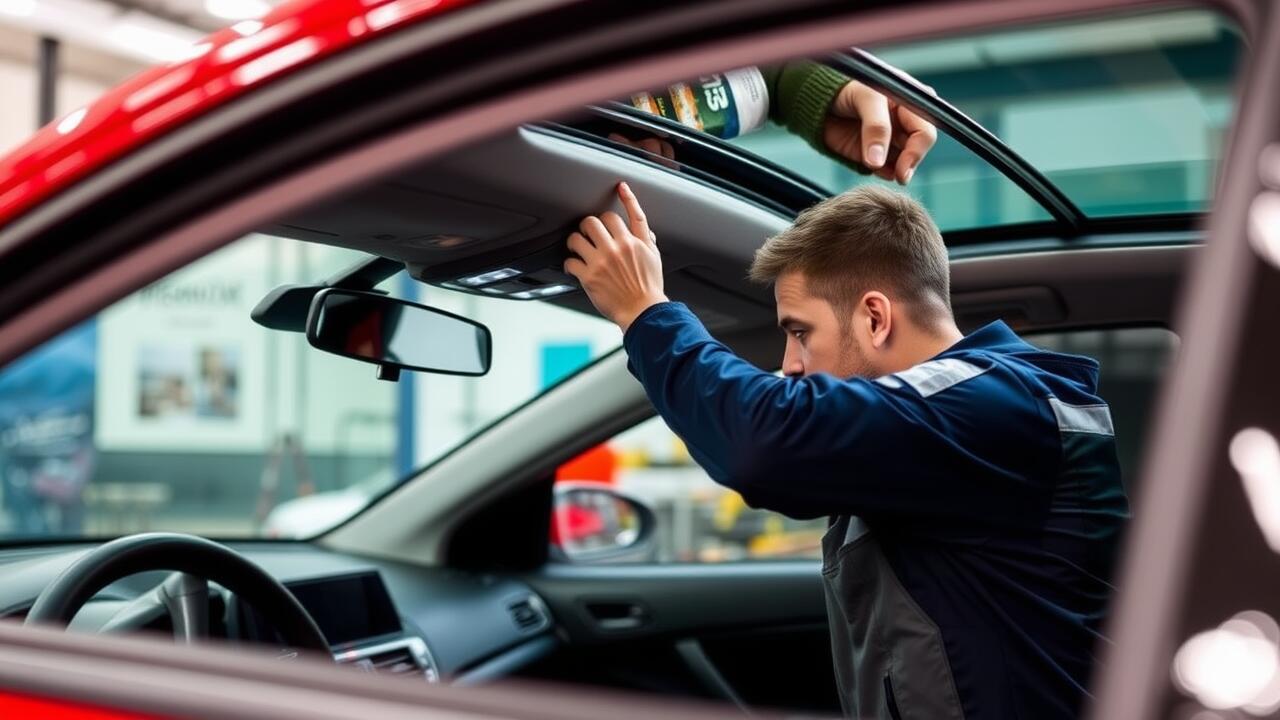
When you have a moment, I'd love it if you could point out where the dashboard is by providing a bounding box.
[0,541,557,685]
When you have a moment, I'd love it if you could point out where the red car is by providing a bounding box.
[0,0,1278,718]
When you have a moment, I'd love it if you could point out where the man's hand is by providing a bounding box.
[824,79,937,185]
[565,182,668,333]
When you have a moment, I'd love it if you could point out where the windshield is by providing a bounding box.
[728,8,1241,230]
[0,233,617,541]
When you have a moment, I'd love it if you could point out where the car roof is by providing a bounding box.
[0,2,1235,251]
[0,0,476,231]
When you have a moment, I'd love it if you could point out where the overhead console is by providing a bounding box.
[260,124,787,330]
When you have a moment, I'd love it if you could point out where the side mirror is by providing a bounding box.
[306,288,492,379]
[550,483,657,564]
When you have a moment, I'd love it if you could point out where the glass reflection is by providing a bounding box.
[311,290,489,375]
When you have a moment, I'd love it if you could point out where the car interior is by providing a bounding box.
[0,4,1243,717]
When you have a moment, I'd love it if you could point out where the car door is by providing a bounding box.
[0,621,755,720]
[1091,4,1280,720]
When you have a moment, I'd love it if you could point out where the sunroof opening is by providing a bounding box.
[727,7,1242,232]
[731,129,1055,232]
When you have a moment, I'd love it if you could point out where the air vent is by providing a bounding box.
[367,645,419,675]
[335,637,439,683]
[508,595,552,633]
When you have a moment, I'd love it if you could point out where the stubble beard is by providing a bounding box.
[837,329,877,380]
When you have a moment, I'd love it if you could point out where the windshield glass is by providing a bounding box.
[727,8,1241,229]
[0,234,617,541]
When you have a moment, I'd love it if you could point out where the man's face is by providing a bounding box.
[775,271,874,379]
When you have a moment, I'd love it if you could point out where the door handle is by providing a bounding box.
[582,600,649,631]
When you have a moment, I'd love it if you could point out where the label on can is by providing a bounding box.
[630,67,769,140]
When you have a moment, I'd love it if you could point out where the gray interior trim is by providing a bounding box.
[275,125,789,278]
[0,622,751,720]
[452,636,560,687]
[950,244,1191,330]
[322,350,650,565]
[675,639,752,711]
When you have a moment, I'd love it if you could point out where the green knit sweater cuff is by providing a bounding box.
[776,62,849,154]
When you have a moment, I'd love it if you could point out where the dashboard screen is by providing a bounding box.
[284,572,401,647]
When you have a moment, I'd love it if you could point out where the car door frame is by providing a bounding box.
[1090,2,1280,719]
[0,0,1267,716]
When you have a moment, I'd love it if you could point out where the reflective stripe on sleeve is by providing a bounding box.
[892,358,987,398]
[1049,397,1115,436]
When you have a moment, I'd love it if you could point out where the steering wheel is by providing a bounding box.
[24,532,330,655]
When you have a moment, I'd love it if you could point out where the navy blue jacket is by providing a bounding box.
[624,302,1128,720]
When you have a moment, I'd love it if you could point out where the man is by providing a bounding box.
[564,182,1128,719]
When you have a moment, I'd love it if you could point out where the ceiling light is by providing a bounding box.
[0,0,37,18]
[457,268,520,287]
[205,0,270,21]
[511,284,574,300]
[423,234,476,249]
[107,15,205,63]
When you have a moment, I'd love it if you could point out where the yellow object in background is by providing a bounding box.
[713,491,746,531]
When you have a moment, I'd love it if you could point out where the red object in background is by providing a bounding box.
[0,692,161,720]
[548,502,607,546]
[551,444,619,545]
[555,444,618,485]
[0,0,476,229]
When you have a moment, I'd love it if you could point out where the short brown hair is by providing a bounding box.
[749,184,951,329]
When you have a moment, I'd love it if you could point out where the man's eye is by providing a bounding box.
[791,330,807,340]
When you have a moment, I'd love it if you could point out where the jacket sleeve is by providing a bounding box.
[757,61,871,174]
[623,302,1057,523]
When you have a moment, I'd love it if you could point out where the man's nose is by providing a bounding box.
[782,344,804,378]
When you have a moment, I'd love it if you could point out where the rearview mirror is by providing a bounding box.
[306,288,491,378]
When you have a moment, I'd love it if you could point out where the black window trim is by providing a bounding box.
[551,48,1118,240]
[541,101,828,216]
[824,48,1088,234]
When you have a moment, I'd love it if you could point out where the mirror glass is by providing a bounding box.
[551,484,649,561]
[307,289,490,375]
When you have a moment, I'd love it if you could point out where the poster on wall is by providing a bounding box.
[0,321,97,534]
[95,236,271,452]
[138,344,240,419]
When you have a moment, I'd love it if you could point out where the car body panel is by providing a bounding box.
[0,0,476,230]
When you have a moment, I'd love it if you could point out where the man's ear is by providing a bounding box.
[862,291,893,349]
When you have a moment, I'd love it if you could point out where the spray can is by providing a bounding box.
[629,67,769,140]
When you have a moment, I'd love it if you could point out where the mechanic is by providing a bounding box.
[563,128,1128,720]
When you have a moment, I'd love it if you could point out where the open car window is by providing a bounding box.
[0,233,617,542]
[724,8,1241,231]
